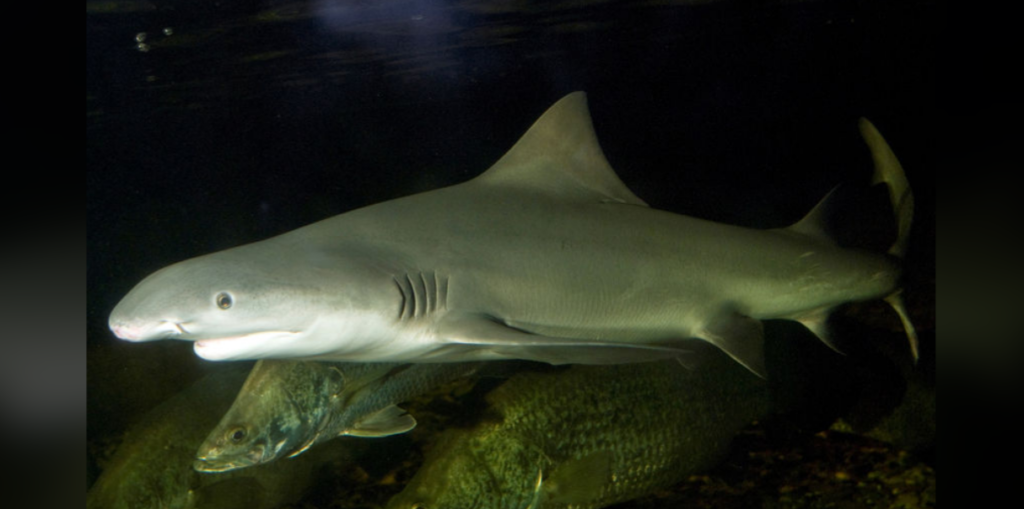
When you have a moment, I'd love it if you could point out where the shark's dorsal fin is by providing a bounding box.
[787,186,841,242]
[474,92,648,206]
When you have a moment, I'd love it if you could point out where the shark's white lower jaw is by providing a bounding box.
[193,331,301,361]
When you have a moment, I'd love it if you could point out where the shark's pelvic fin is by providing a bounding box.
[697,311,767,379]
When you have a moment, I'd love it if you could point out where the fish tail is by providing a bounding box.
[859,118,919,361]
[859,118,914,259]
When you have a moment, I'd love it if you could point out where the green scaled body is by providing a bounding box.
[388,348,769,509]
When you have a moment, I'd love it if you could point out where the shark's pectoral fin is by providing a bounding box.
[345,405,417,437]
[698,312,767,379]
[437,314,690,365]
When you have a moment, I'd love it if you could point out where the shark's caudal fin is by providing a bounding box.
[789,119,919,362]
[859,118,914,259]
[859,118,919,361]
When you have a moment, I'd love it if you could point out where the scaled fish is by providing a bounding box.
[386,347,770,509]
[86,366,354,509]
[194,359,481,472]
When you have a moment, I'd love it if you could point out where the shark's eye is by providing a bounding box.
[230,428,246,442]
[216,292,233,310]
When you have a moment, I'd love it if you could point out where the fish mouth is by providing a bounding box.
[193,331,301,361]
[194,443,270,473]
[192,455,257,473]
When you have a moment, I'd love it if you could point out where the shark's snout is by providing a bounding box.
[108,314,185,342]
[109,323,140,340]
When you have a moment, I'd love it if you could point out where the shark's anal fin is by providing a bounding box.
[698,312,767,379]
[436,314,690,366]
[795,307,843,355]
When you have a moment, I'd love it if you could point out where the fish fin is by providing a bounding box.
[860,118,919,361]
[860,118,914,259]
[787,186,842,242]
[437,314,689,365]
[698,312,767,378]
[474,92,648,207]
[329,363,400,397]
[287,432,320,458]
[795,307,844,355]
[885,290,920,362]
[526,466,544,509]
[345,405,417,437]
[541,451,614,505]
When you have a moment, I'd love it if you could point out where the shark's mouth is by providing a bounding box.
[193,331,300,361]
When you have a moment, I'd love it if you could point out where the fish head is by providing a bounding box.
[193,395,321,473]
[193,419,270,473]
[193,360,341,472]
[109,242,397,361]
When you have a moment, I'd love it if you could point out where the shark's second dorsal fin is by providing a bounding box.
[786,186,842,242]
[474,92,648,206]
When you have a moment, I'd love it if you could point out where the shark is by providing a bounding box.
[109,92,917,378]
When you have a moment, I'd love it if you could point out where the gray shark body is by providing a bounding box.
[109,92,916,377]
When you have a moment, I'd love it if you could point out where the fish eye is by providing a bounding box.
[216,292,233,310]
[229,428,246,442]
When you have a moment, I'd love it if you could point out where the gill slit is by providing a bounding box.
[393,271,449,322]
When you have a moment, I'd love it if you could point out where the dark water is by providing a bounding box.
[86,0,938,506]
